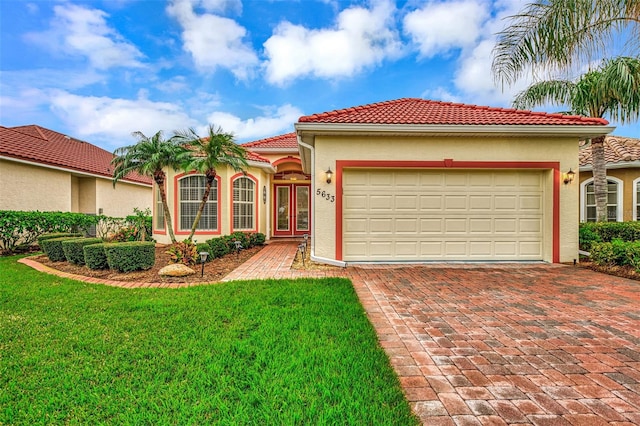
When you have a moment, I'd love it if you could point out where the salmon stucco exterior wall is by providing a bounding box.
[311,135,580,264]
[153,165,272,245]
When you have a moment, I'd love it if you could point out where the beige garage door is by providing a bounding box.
[342,169,545,261]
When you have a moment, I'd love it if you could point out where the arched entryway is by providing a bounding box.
[272,157,310,237]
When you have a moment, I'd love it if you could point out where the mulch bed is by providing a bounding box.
[31,245,263,284]
[577,258,640,281]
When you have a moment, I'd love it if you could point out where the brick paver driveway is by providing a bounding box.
[348,264,640,425]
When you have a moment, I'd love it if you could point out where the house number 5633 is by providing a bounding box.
[316,189,335,203]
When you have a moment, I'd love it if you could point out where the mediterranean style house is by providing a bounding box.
[154,98,613,265]
[0,125,152,217]
[579,135,640,222]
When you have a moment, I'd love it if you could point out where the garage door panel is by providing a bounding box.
[370,218,393,234]
[494,195,518,210]
[445,218,467,233]
[469,195,492,210]
[343,169,544,261]
[520,195,542,210]
[396,218,418,233]
[344,194,367,210]
[420,195,443,209]
[445,195,467,210]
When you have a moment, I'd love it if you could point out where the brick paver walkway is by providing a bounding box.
[20,241,640,424]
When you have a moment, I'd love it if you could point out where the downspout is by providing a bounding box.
[297,135,346,268]
[297,136,315,257]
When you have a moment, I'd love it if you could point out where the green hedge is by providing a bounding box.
[590,239,640,271]
[0,210,152,255]
[38,233,83,254]
[0,211,98,254]
[62,238,103,265]
[206,232,266,260]
[580,222,640,249]
[206,237,230,259]
[84,243,109,270]
[104,242,155,272]
[41,237,83,262]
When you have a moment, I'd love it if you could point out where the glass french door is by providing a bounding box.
[274,184,310,236]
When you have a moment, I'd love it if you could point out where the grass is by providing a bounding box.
[0,255,419,425]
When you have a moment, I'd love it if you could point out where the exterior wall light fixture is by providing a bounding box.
[563,169,576,184]
[325,167,333,184]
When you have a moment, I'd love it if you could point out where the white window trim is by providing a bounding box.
[633,177,640,221]
[232,175,256,231]
[580,176,623,222]
[178,174,219,231]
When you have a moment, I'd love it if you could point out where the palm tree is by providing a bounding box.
[173,125,249,241]
[492,0,640,86]
[111,130,191,243]
[512,56,640,221]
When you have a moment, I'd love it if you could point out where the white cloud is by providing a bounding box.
[48,91,198,149]
[207,104,303,140]
[263,0,403,85]
[403,0,488,58]
[167,0,258,79]
[24,4,144,69]
[415,0,534,107]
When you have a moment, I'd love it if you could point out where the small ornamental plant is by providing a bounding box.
[167,240,198,266]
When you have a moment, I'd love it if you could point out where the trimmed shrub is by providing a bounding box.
[196,243,212,262]
[41,237,83,262]
[84,243,109,270]
[580,221,640,243]
[228,231,251,249]
[206,237,230,259]
[38,233,83,253]
[249,232,266,247]
[104,242,155,272]
[166,240,198,266]
[578,226,601,251]
[62,238,103,265]
[590,240,640,271]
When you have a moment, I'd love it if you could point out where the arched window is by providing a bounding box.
[581,177,623,222]
[233,176,255,230]
[178,175,218,231]
[634,177,640,221]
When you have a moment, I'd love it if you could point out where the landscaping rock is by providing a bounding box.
[158,264,196,277]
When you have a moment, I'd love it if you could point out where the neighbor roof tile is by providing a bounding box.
[298,98,609,126]
[579,135,640,166]
[0,125,152,185]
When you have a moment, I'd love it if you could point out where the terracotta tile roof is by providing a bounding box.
[298,98,609,126]
[244,150,271,164]
[241,132,298,149]
[579,135,640,166]
[0,125,152,185]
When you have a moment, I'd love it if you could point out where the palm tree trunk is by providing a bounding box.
[155,173,177,244]
[591,136,608,222]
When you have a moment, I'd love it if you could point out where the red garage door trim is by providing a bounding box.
[335,160,561,263]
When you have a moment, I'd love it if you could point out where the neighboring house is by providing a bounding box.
[0,125,152,217]
[579,135,640,222]
[154,98,612,264]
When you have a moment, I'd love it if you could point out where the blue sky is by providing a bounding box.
[1,0,638,151]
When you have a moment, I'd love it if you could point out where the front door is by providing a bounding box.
[274,184,310,236]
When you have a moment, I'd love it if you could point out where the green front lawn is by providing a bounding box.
[0,256,419,425]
